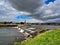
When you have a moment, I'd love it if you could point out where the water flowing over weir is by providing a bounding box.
[18,25,60,39]
[0,25,60,45]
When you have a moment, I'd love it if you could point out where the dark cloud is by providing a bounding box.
[8,0,44,13]
[8,0,60,22]
[29,0,60,21]
[29,13,60,21]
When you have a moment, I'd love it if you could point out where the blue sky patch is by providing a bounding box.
[45,0,55,4]
[16,15,31,20]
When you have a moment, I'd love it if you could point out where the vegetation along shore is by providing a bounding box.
[14,28,60,45]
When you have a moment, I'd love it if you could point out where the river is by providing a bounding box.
[0,27,24,45]
[0,25,60,45]
[30,25,60,29]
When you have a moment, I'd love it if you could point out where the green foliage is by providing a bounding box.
[0,22,4,24]
[0,22,13,24]
[14,29,60,45]
[14,42,21,45]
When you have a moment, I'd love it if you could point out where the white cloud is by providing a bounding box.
[0,0,43,23]
[30,0,60,23]
[0,0,60,23]
[44,9,53,14]
[0,0,28,22]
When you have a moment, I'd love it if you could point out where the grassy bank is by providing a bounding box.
[14,28,60,45]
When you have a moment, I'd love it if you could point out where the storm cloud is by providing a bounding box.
[8,0,60,21]
[28,0,60,21]
[8,0,44,13]
[0,0,60,23]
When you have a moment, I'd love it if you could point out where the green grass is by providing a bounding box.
[0,22,4,24]
[14,28,60,45]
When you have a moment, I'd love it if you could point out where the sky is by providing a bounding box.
[0,0,60,23]
[45,0,55,4]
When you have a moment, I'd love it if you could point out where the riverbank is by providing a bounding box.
[14,28,60,45]
[14,28,50,45]
[0,24,17,27]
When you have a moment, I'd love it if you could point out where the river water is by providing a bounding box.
[30,25,60,29]
[0,25,60,45]
[0,27,24,45]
